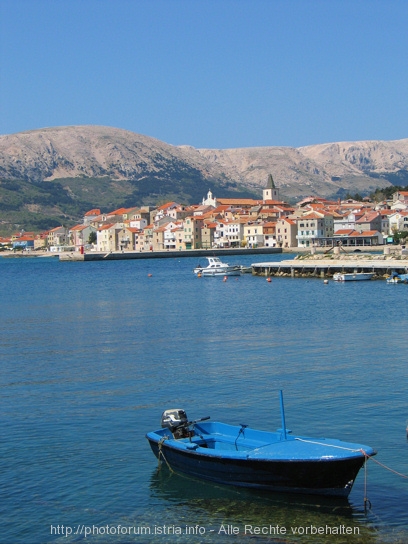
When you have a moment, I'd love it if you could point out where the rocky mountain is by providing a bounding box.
[0,125,408,233]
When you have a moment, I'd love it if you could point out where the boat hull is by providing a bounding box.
[147,438,364,496]
[197,268,241,276]
[333,272,374,281]
[146,421,375,497]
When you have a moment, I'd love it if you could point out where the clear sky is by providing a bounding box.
[1,0,407,149]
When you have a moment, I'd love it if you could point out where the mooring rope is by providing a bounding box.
[294,439,408,510]
[361,449,408,480]
[363,454,371,511]
[359,448,408,512]
[157,437,174,473]
[294,438,362,452]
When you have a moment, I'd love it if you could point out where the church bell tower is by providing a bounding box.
[263,174,279,201]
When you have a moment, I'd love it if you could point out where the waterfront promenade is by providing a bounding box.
[57,246,283,261]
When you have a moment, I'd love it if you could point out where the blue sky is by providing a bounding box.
[1,0,407,148]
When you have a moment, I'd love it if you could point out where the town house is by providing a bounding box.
[141,224,154,251]
[83,209,101,225]
[151,221,180,251]
[392,190,408,209]
[263,221,277,247]
[213,219,229,248]
[47,226,69,248]
[152,202,180,223]
[96,223,121,252]
[201,221,217,249]
[69,224,97,251]
[183,216,204,249]
[276,217,297,248]
[296,212,334,247]
[224,218,244,247]
[388,211,408,234]
[169,224,185,250]
[243,221,264,248]
[355,210,382,233]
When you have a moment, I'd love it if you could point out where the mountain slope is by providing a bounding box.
[1,125,408,233]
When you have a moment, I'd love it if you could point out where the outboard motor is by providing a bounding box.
[161,409,190,438]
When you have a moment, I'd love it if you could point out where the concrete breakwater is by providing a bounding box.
[252,254,408,280]
[58,247,283,262]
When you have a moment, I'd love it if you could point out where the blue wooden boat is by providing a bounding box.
[146,393,376,497]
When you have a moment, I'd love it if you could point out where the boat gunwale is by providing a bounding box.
[146,421,375,462]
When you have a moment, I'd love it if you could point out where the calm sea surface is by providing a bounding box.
[1,254,407,543]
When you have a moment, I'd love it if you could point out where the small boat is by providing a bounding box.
[193,256,241,276]
[146,392,376,497]
[333,272,374,281]
[386,272,408,284]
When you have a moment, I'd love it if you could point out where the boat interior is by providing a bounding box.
[157,421,287,452]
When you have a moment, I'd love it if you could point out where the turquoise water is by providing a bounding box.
[1,254,407,543]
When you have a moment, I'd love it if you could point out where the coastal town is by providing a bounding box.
[1,175,408,254]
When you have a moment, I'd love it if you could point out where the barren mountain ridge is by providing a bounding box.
[1,125,408,200]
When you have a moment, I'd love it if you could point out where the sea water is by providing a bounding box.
[0,254,407,543]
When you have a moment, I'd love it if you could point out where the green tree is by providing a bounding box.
[88,231,97,244]
[393,230,408,244]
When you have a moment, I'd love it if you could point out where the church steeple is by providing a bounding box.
[263,174,279,201]
[202,189,217,207]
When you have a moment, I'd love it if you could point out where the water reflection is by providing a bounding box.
[149,468,379,543]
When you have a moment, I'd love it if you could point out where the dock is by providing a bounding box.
[251,256,408,280]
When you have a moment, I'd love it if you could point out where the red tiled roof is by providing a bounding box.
[350,230,380,237]
[157,201,178,211]
[126,227,141,233]
[49,226,64,232]
[356,211,380,223]
[217,198,262,205]
[300,212,325,219]
[98,223,115,231]
[278,218,296,225]
[70,224,87,231]
[15,235,35,241]
[334,229,356,235]
[262,200,288,206]
[85,209,101,216]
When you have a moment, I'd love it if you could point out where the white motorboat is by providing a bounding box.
[193,256,241,276]
[333,272,374,281]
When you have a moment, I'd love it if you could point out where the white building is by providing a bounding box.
[202,189,217,207]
